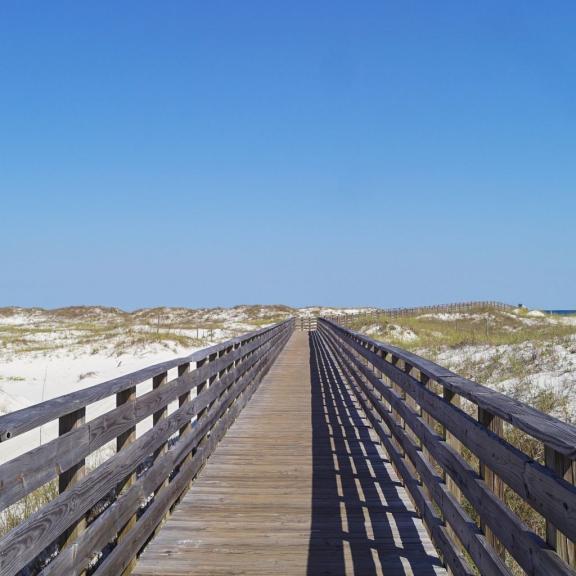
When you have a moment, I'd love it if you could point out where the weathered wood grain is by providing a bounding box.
[319,319,576,575]
[319,326,507,576]
[96,338,285,576]
[41,329,289,576]
[133,331,446,576]
[478,407,506,560]
[0,325,288,512]
[116,384,137,576]
[4,312,574,576]
[58,408,87,552]
[320,320,576,543]
[0,321,293,576]
[323,319,576,458]
[0,322,289,442]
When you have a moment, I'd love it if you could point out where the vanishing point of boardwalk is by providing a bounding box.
[134,332,445,575]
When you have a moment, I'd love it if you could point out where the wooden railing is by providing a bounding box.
[0,319,294,576]
[318,318,576,576]
[296,317,317,331]
[324,301,514,327]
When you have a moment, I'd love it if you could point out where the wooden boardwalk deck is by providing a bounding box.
[134,331,446,576]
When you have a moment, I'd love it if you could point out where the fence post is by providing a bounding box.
[389,355,406,457]
[152,372,169,484]
[195,356,209,446]
[478,407,506,559]
[545,447,575,567]
[116,387,137,575]
[58,408,86,550]
[176,361,193,497]
[441,389,463,549]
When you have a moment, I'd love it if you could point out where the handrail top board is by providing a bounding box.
[0,318,294,442]
[319,317,576,458]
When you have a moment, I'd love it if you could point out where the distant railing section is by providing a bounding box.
[296,317,317,331]
[317,318,576,576]
[324,301,514,327]
[0,319,294,576]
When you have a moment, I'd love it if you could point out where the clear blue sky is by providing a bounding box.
[1,1,574,310]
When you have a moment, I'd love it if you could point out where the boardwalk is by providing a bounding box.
[1,316,574,576]
[134,332,445,575]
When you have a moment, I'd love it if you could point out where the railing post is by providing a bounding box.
[545,447,575,567]
[199,351,218,443]
[477,407,506,560]
[116,386,137,575]
[153,371,169,491]
[390,354,406,458]
[402,362,420,478]
[178,362,192,439]
[58,408,86,550]
[441,389,463,550]
[416,372,434,501]
[196,356,208,429]
[177,361,193,496]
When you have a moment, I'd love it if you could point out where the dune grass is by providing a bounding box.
[348,307,576,352]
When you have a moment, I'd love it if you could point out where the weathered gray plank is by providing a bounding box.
[134,330,446,576]
[0,325,287,511]
[0,323,292,576]
[322,319,576,458]
[317,331,480,576]
[41,330,288,576]
[320,321,576,542]
[0,321,292,442]
[320,322,576,576]
[95,340,282,576]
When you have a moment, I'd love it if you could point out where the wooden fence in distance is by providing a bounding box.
[296,317,317,331]
[324,301,514,327]
[318,318,576,576]
[0,319,294,576]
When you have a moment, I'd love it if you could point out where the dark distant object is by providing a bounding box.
[543,309,576,315]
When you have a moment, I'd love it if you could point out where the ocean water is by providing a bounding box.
[542,310,576,315]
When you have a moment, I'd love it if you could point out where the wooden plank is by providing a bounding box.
[321,319,576,458]
[313,332,456,575]
[175,361,193,502]
[0,321,292,442]
[97,335,288,576]
[546,447,576,568]
[58,408,86,551]
[133,331,446,576]
[116,385,137,576]
[152,371,168,488]
[478,407,506,560]
[39,325,293,576]
[320,323,575,576]
[0,328,285,512]
[443,387,463,552]
[319,327,506,576]
[320,321,576,542]
[0,325,292,576]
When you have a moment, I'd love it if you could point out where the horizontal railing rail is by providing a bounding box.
[0,318,294,576]
[296,317,317,331]
[317,318,576,576]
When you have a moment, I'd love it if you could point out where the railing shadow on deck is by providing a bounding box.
[317,317,576,576]
[307,332,444,575]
